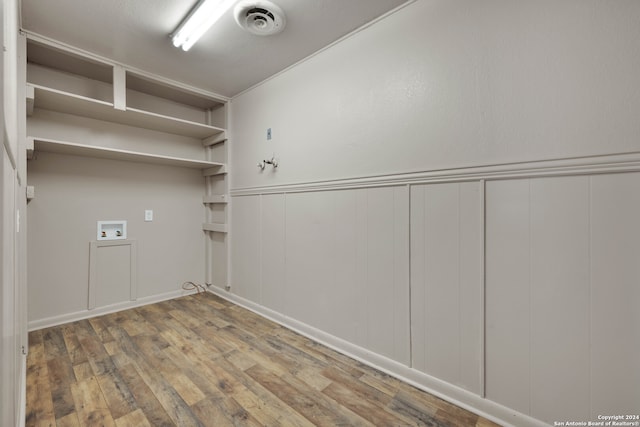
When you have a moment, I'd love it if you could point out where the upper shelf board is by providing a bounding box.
[29,84,226,139]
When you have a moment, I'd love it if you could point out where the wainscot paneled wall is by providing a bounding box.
[226,162,640,427]
[222,1,640,425]
[232,186,411,365]
[485,173,640,422]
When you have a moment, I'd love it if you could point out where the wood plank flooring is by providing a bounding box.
[26,292,502,427]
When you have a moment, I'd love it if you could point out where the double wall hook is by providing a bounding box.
[257,156,278,170]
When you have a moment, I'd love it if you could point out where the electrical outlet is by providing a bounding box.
[145,210,153,222]
[267,128,272,140]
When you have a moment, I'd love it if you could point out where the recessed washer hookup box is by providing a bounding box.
[97,220,127,240]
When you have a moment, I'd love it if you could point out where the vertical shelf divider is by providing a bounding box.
[113,65,126,111]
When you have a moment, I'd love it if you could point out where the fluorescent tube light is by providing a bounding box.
[172,0,237,51]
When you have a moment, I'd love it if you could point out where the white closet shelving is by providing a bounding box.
[202,132,229,287]
[25,36,230,287]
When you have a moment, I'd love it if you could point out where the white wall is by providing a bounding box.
[27,151,206,327]
[231,0,640,190]
[228,1,640,426]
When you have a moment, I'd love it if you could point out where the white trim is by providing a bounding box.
[3,134,17,170]
[27,289,196,331]
[479,179,487,398]
[206,286,548,427]
[231,151,640,196]
[18,356,26,427]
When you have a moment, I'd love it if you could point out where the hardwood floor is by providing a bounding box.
[26,292,502,427]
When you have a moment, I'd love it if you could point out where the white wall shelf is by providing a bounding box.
[203,133,227,146]
[203,165,227,176]
[29,84,226,139]
[202,222,228,233]
[203,195,228,204]
[26,84,35,116]
[28,137,225,169]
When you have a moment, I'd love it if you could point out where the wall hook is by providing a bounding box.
[257,156,278,170]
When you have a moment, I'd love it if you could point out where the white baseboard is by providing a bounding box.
[27,289,197,331]
[207,285,548,427]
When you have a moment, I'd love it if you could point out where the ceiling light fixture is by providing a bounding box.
[171,0,237,51]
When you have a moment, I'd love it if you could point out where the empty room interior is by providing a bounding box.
[1,0,639,426]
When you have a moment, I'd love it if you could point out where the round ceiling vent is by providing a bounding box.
[234,1,286,36]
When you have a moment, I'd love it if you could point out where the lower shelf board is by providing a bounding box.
[203,195,228,204]
[203,165,227,176]
[202,222,228,233]
[28,136,224,169]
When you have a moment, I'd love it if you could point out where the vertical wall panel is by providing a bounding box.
[424,183,461,382]
[366,187,401,360]
[325,189,362,343]
[529,177,590,422]
[410,181,482,394]
[281,187,409,364]
[354,189,369,348]
[284,191,335,328]
[457,182,483,394]
[286,189,369,345]
[230,195,261,301]
[392,186,410,366]
[260,194,286,313]
[485,179,531,415]
[409,185,426,373]
[590,172,640,416]
[364,186,410,363]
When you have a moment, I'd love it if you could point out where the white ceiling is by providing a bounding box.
[20,0,409,98]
